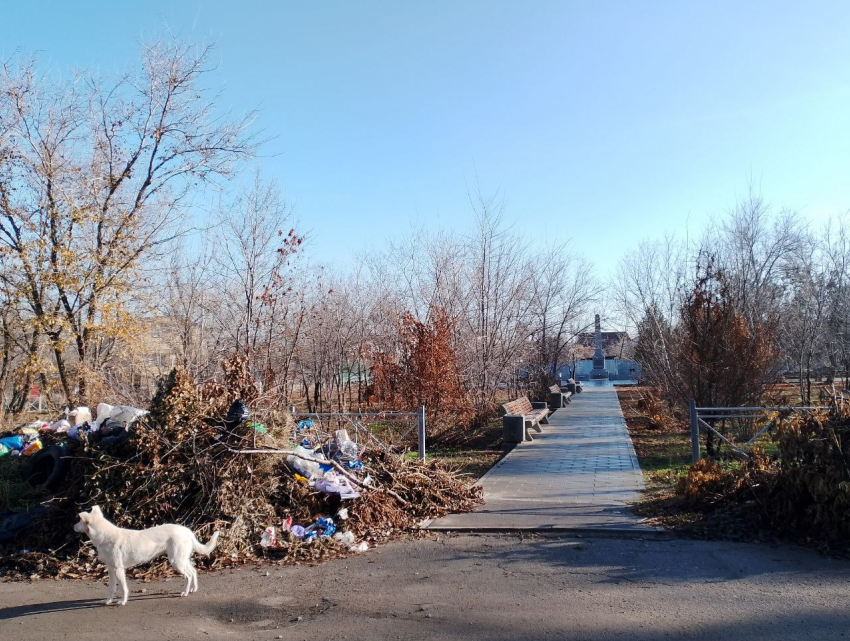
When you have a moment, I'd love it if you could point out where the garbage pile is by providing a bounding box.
[0,358,482,580]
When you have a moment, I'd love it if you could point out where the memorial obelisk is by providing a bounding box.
[589,314,609,379]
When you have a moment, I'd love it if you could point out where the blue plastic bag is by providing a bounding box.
[0,435,24,450]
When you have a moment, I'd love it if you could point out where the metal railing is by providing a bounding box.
[290,405,427,460]
[688,399,819,463]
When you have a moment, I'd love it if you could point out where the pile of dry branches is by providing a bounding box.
[674,404,850,550]
[0,360,482,580]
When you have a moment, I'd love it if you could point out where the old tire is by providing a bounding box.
[23,445,70,491]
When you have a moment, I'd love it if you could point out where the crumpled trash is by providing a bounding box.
[21,421,49,434]
[314,475,360,499]
[68,406,93,426]
[91,403,148,431]
[286,446,326,479]
[225,399,250,429]
[21,439,42,456]
[333,531,356,545]
[305,517,336,539]
[247,421,266,435]
[330,429,359,462]
[0,435,25,450]
[336,508,349,521]
[49,419,72,434]
[260,526,278,548]
[349,541,370,553]
[261,518,297,547]
[0,444,9,457]
[297,419,313,431]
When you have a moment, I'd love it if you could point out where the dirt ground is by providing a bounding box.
[2,533,849,641]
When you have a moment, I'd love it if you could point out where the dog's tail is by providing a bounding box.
[193,531,220,556]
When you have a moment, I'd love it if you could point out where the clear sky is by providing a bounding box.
[2,1,849,278]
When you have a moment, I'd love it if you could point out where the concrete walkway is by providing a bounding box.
[426,384,657,534]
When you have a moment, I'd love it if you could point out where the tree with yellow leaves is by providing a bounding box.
[0,39,258,404]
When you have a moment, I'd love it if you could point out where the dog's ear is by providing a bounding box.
[91,505,102,515]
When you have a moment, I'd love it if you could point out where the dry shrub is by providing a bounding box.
[772,411,850,542]
[634,388,675,430]
[674,407,850,549]
[677,459,734,503]
[370,306,474,438]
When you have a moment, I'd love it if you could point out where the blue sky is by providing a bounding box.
[2,1,849,277]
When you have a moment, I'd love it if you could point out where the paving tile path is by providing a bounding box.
[426,384,658,533]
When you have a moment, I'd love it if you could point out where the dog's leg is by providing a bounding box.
[105,567,117,605]
[190,565,199,593]
[169,554,193,597]
[116,566,130,606]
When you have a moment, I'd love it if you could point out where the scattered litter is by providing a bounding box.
[21,439,42,456]
[68,406,92,426]
[336,508,349,521]
[260,526,278,548]
[225,399,250,429]
[349,542,369,553]
[247,421,267,435]
[305,517,336,539]
[0,435,24,450]
[297,419,313,431]
[333,531,355,545]
[49,419,72,434]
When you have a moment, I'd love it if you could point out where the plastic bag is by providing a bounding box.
[68,406,92,426]
[225,400,250,428]
[350,542,369,553]
[260,526,278,548]
[333,531,356,545]
[0,435,24,450]
[286,446,325,479]
[49,419,72,434]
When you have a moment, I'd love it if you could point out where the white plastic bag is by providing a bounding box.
[333,531,356,545]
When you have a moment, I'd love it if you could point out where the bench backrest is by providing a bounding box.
[548,385,561,394]
[502,396,534,416]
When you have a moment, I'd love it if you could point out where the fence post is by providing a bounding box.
[689,398,700,463]
[418,405,426,461]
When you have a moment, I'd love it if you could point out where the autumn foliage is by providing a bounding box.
[370,307,473,437]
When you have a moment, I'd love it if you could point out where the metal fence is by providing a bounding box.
[290,406,427,460]
[688,399,819,463]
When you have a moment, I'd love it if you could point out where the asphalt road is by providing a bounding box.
[1,534,849,641]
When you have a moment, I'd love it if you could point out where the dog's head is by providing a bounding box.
[73,505,103,534]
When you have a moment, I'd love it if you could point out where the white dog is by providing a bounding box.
[74,505,220,605]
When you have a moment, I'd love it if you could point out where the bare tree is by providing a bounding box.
[0,40,258,404]
[528,241,601,394]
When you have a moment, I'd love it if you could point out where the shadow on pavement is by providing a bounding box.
[0,594,176,621]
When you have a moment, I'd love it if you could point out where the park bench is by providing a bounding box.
[548,384,572,409]
[501,396,550,446]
